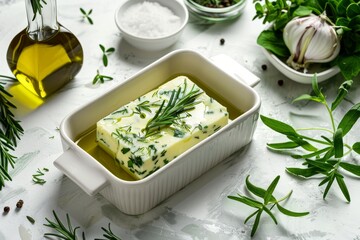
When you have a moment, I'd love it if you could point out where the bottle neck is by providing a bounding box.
[26,0,59,41]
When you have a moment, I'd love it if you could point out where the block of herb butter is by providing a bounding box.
[96,76,229,180]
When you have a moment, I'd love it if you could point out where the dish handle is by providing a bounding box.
[54,149,109,196]
[211,54,260,87]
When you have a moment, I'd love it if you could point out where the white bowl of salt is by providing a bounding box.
[115,0,189,51]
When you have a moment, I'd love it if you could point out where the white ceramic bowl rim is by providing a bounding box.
[115,0,188,41]
[185,0,246,13]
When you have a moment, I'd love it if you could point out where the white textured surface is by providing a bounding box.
[0,0,360,239]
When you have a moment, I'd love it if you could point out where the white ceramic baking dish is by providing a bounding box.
[54,49,261,215]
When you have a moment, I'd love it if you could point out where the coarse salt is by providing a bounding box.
[121,1,181,38]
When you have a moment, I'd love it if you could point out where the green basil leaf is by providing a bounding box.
[335,174,351,202]
[293,6,313,17]
[353,142,360,154]
[286,167,320,178]
[264,175,280,204]
[245,175,276,202]
[333,128,344,158]
[337,0,352,16]
[267,141,299,149]
[339,162,360,176]
[276,203,309,217]
[261,115,298,137]
[336,54,360,80]
[331,80,353,111]
[346,3,360,19]
[337,102,360,136]
[257,30,290,57]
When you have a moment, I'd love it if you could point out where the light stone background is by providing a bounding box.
[0,0,360,239]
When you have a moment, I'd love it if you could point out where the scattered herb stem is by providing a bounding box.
[32,168,49,185]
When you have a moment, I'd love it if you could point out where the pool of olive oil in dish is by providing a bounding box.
[7,27,83,98]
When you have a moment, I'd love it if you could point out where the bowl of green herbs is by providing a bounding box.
[253,0,360,83]
[184,0,247,22]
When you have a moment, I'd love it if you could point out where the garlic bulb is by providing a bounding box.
[283,14,340,70]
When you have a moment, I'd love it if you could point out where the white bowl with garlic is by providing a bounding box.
[261,14,341,84]
[115,0,188,51]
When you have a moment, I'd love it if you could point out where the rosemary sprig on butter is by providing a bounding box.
[144,83,203,138]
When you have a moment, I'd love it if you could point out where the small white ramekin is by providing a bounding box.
[115,0,188,51]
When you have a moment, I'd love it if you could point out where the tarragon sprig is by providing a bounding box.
[144,83,203,138]
[261,75,360,202]
[0,76,24,191]
[228,175,309,237]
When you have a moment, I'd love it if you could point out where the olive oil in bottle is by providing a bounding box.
[6,0,83,98]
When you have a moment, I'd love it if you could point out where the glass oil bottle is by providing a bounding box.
[7,0,83,98]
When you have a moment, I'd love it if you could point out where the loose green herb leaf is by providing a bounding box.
[99,45,115,67]
[228,175,309,237]
[95,223,122,240]
[32,168,49,185]
[92,70,113,85]
[27,215,35,224]
[144,83,203,138]
[30,0,47,20]
[80,8,94,24]
[0,79,24,191]
[262,75,360,202]
[44,210,84,240]
[331,80,353,111]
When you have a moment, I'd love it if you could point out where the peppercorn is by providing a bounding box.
[16,199,24,208]
[261,64,267,70]
[220,38,225,45]
[3,206,10,213]
[277,79,284,86]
